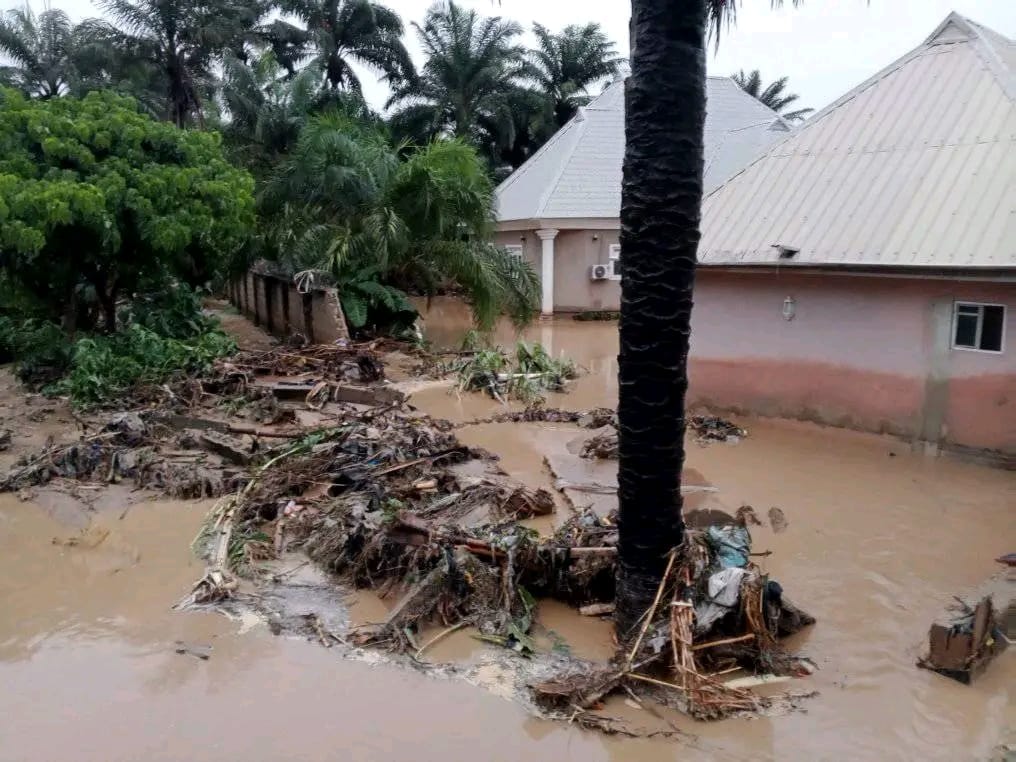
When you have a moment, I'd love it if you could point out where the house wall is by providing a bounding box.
[494,228,622,311]
[494,225,1014,457]
[688,270,1016,456]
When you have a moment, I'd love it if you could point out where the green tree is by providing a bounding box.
[269,0,413,91]
[387,1,532,162]
[732,68,812,122]
[262,112,539,330]
[220,52,325,174]
[79,0,255,127]
[530,22,623,128]
[0,3,77,97]
[614,1,801,637]
[0,87,255,331]
[220,51,383,176]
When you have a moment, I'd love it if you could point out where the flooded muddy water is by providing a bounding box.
[2,299,1014,760]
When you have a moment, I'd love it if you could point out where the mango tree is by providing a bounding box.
[0,87,254,332]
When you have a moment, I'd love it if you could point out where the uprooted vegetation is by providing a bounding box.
[443,341,579,403]
[2,333,811,733]
[180,398,813,723]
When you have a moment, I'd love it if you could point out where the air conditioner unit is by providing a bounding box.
[590,264,610,280]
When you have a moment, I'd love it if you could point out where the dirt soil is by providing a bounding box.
[0,298,1013,761]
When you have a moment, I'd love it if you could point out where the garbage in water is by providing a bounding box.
[918,569,1012,684]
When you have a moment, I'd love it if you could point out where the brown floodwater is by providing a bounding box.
[1,300,1014,760]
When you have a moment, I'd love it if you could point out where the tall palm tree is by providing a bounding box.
[79,0,251,127]
[614,0,799,637]
[0,3,77,98]
[732,68,812,121]
[530,22,623,128]
[220,52,324,172]
[386,1,531,160]
[271,0,413,92]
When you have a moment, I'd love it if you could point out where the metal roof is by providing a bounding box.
[699,13,1016,270]
[495,76,788,224]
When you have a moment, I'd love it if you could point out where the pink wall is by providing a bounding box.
[688,270,1016,456]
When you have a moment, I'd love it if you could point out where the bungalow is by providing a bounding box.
[494,73,790,314]
[497,12,1016,461]
[693,12,1014,460]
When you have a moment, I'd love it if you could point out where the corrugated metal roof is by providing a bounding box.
[699,12,1016,270]
[496,76,787,223]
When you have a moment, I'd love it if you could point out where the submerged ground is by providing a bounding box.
[0,298,1012,761]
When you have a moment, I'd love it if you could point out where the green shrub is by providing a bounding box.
[54,324,236,406]
[0,317,73,385]
[122,283,218,340]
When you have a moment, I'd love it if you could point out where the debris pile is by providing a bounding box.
[531,519,814,721]
[185,407,619,643]
[0,411,246,498]
[578,414,747,460]
[445,342,578,404]
[181,398,813,723]
[690,415,747,444]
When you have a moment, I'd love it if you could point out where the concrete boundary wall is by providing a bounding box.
[229,268,349,344]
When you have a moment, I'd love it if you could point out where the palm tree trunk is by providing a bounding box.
[614,0,707,638]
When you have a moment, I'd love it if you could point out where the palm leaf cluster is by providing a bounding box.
[732,68,813,122]
[261,113,539,330]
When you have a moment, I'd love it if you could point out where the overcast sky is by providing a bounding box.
[37,0,1016,114]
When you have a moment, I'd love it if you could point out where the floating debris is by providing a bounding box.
[446,342,578,404]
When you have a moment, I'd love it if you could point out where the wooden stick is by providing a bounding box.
[706,666,742,677]
[626,548,678,668]
[579,602,615,617]
[691,633,756,651]
[414,621,469,660]
[628,672,687,692]
[226,424,303,439]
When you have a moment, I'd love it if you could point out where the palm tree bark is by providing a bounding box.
[615,0,707,638]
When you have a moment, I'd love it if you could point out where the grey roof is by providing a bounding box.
[495,76,788,223]
[699,13,1016,270]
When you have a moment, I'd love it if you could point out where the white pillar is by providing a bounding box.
[536,228,558,316]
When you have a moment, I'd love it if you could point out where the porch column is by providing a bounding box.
[536,228,559,316]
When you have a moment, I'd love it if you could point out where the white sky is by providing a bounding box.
[35,0,1016,114]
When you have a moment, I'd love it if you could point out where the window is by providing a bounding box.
[504,245,524,263]
[608,244,621,279]
[952,302,1005,353]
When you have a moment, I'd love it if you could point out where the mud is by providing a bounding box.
[1,300,1014,760]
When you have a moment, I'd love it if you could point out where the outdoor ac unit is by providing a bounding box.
[590,264,610,280]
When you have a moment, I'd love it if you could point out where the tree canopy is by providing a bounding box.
[261,112,538,330]
[530,22,624,128]
[0,87,255,330]
[386,1,533,165]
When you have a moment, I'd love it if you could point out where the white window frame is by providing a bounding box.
[503,244,524,264]
[951,301,1006,354]
[608,244,621,280]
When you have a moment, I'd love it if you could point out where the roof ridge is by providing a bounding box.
[534,111,591,218]
[494,115,583,198]
[767,12,1013,144]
